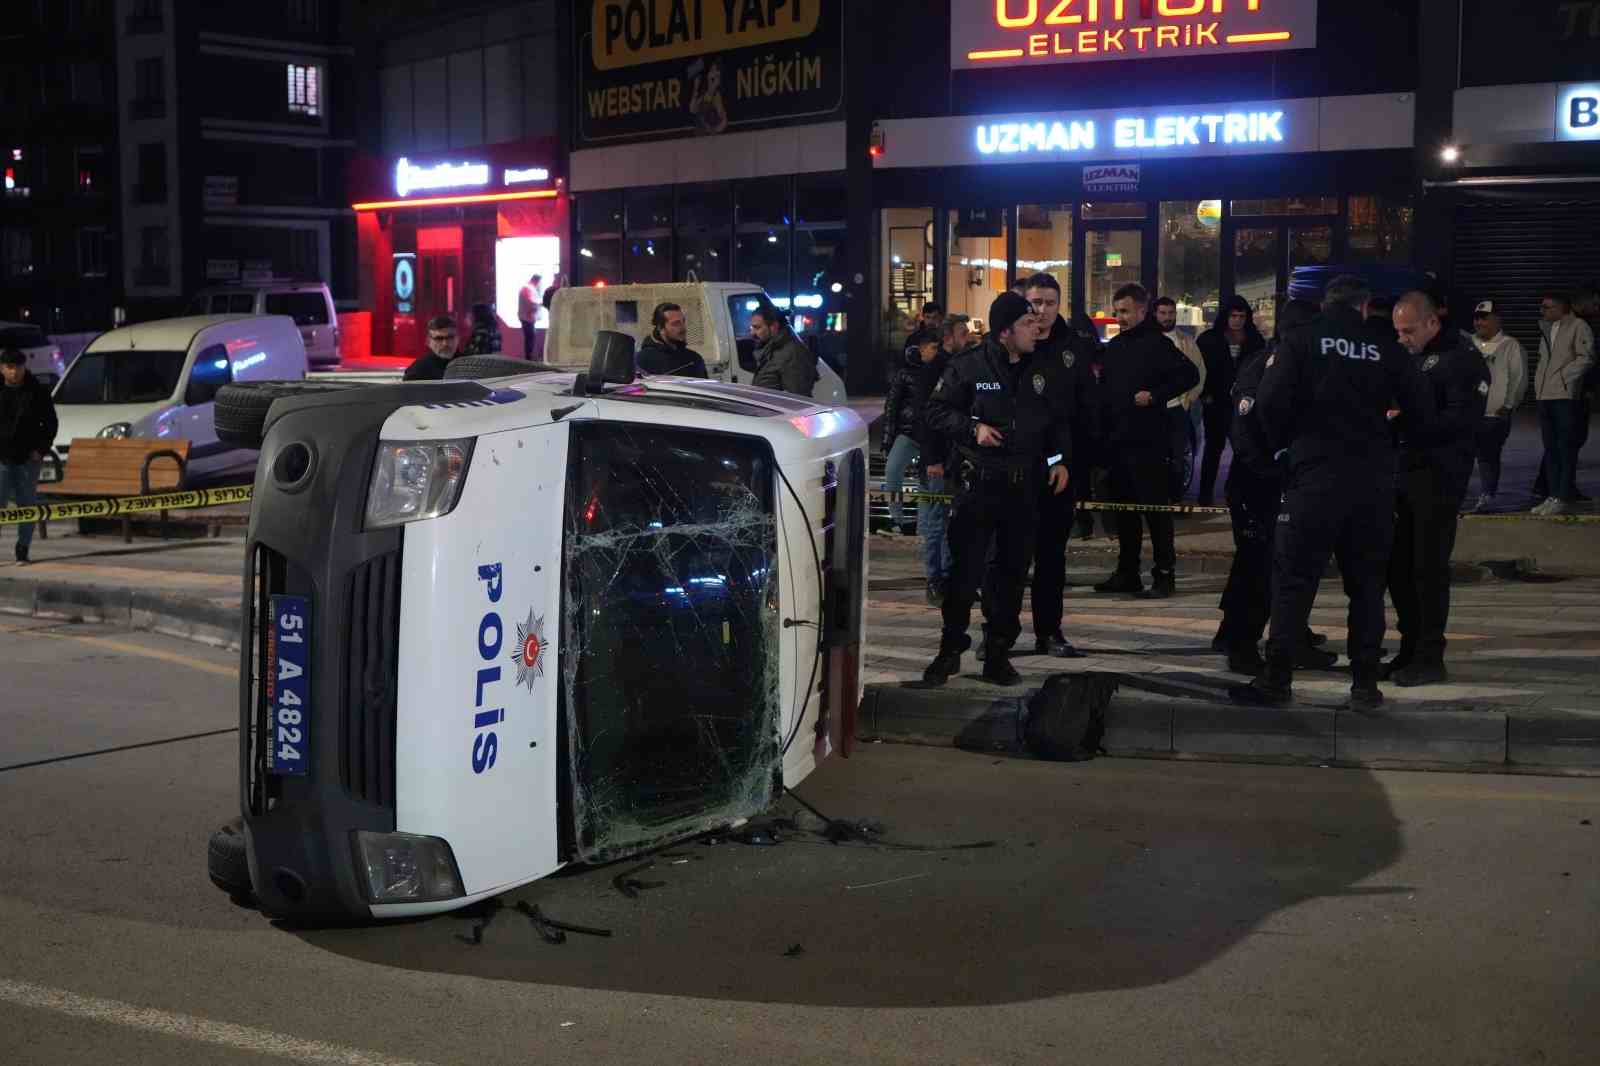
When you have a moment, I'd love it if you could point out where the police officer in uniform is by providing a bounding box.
[922,292,1073,687]
[1231,275,1433,711]
[1384,291,1491,686]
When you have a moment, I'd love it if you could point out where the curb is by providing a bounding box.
[860,675,1600,774]
[0,575,241,651]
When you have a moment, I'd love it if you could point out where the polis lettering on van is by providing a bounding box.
[471,562,505,774]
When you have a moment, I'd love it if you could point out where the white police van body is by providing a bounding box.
[240,355,867,920]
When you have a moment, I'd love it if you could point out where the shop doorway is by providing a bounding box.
[1078,212,1148,337]
[416,224,463,331]
[1224,218,1335,341]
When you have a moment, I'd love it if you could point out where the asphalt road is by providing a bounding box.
[2,617,1597,1065]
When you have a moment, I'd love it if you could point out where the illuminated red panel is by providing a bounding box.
[351,189,559,212]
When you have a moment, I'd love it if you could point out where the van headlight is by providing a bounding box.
[354,832,464,903]
[364,438,473,528]
[98,422,132,439]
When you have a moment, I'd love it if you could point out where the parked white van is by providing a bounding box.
[545,283,847,405]
[51,315,309,485]
[188,281,341,367]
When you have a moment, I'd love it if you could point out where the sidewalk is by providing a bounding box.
[1,515,1596,773]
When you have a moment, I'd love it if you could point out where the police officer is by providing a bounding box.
[1230,275,1433,711]
[922,291,1072,687]
[1216,298,1337,675]
[1384,291,1491,686]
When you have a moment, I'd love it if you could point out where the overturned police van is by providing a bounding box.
[208,337,867,921]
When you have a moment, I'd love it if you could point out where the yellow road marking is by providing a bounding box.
[3,623,234,679]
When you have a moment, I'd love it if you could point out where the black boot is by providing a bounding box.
[1211,623,1230,653]
[1304,628,1328,648]
[981,642,1021,686]
[1391,661,1448,687]
[1135,569,1175,599]
[1293,643,1339,670]
[922,635,971,686]
[1229,656,1292,706]
[1226,644,1266,675]
[1379,648,1415,680]
[1093,570,1143,594]
[1034,633,1084,658]
[1346,663,1384,713]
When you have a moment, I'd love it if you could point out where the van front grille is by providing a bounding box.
[343,550,402,808]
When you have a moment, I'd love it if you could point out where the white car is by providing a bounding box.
[51,315,309,484]
[545,282,848,406]
[225,340,868,920]
[0,321,66,387]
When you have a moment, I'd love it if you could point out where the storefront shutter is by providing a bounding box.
[1452,195,1600,402]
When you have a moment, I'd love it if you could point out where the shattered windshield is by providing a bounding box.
[563,424,781,862]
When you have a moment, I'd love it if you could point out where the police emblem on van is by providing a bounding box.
[511,609,548,691]
[1033,373,1045,395]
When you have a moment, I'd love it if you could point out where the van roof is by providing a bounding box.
[86,314,292,351]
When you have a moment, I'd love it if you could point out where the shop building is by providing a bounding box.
[1418,0,1600,365]
[348,138,566,358]
[567,0,850,368]
[862,0,1421,354]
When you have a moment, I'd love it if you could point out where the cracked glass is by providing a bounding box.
[563,424,781,862]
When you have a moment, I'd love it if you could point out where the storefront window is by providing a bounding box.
[796,174,845,228]
[947,207,1007,333]
[677,183,731,233]
[626,186,673,233]
[883,208,934,354]
[1016,204,1072,294]
[1158,200,1221,330]
[1233,227,1281,340]
[1085,228,1142,335]
[736,177,790,228]
[678,234,728,283]
[1290,225,1333,272]
[1229,196,1337,217]
[623,236,671,283]
[578,239,621,286]
[1347,196,1413,264]
[577,190,624,235]
[736,230,789,304]
[1082,202,1147,221]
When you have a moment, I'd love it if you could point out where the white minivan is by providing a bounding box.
[545,282,847,405]
[51,315,308,485]
[188,281,341,367]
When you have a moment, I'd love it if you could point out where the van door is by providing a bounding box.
[171,342,235,481]
[561,421,784,862]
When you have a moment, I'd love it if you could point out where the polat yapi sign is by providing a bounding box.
[578,0,844,145]
[951,0,1318,70]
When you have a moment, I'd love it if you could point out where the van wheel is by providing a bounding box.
[215,381,369,449]
[207,817,253,899]
[443,355,560,381]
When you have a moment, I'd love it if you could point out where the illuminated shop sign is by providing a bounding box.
[1558,84,1600,140]
[504,166,552,184]
[976,108,1286,155]
[395,157,491,197]
[951,0,1318,70]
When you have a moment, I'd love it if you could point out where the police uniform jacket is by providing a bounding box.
[1395,330,1491,478]
[1098,318,1201,450]
[1033,315,1098,438]
[1256,304,1432,470]
[924,337,1074,476]
[1227,350,1278,483]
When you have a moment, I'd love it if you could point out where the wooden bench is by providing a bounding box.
[40,438,190,542]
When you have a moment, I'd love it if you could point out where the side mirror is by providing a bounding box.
[587,329,636,391]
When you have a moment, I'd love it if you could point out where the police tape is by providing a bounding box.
[866,489,1600,522]
[0,485,254,527]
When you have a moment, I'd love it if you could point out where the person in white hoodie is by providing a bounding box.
[1532,292,1596,514]
[1468,301,1527,512]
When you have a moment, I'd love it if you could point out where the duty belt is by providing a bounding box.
[958,450,1039,484]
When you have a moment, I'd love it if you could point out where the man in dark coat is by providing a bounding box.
[636,302,709,377]
[0,347,58,564]
[1195,295,1266,506]
[1092,284,1201,599]
[403,315,460,381]
[750,306,819,396]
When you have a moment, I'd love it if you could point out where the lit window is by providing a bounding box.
[287,63,321,117]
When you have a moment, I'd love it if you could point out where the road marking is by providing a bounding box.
[0,978,439,1066]
[2,625,234,679]
[0,728,238,775]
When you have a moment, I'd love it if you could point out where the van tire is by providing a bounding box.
[215,381,369,449]
[207,817,253,898]
[443,355,558,381]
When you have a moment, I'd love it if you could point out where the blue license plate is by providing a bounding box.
[267,594,311,776]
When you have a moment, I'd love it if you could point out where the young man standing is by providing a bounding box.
[1092,284,1201,599]
[637,303,709,377]
[1195,296,1265,506]
[750,306,818,396]
[1531,292,1595,514]
[0,348,57,565]
[1468,300,1527,512]
[881,333,939,532]
[518,273,543,359]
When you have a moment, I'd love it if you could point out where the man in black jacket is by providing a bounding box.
[1022,271,1095,657]
[907,323,962,603]
[1384,290,1491,687]
[0,348,58,564]
[403,315,460,381]
[1195,295,1266,507]
[637,303,709,377]
[1092,284,1201,599]
[881,333,937,531]
[921,292,1072,687]
[1230,276,1433,711]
